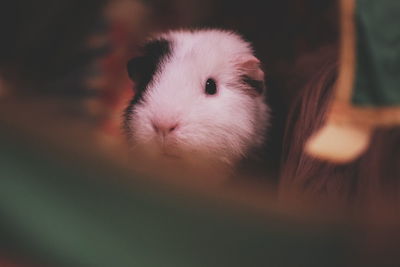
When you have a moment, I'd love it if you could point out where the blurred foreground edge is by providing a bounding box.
[0,96,349,266]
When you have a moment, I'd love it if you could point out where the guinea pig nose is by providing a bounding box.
[152,121,179,136]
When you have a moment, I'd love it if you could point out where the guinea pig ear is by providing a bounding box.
[237,55,265,81]
[236,55,265,95]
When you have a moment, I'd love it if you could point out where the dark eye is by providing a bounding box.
[205,78,217,95]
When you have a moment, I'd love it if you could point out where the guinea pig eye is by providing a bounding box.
[205,78,217,95]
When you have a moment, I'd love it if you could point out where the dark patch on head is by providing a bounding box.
[123,38,172,138]
[242,75,265,95]
[127,38,172,104]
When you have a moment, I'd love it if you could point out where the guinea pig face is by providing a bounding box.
[124,30,269,167]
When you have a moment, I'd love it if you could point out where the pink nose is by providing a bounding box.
[152,120,179,136]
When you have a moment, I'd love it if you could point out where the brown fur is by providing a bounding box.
[280,48,400,209]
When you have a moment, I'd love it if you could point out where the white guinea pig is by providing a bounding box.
[123,29,269,184]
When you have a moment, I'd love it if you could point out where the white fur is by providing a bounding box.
[126,29,270,180]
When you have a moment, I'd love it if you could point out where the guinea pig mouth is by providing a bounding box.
[161,151,181,159]
[154,137,178,153]
[159,145,181,159]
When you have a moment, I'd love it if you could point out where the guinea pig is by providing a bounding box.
[123,29,269,184]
